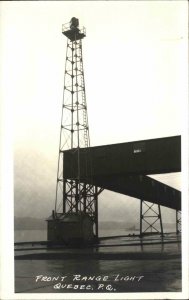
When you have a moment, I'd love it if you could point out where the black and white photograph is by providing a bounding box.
[0,0,188,299]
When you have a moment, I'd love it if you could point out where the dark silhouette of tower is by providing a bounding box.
[47,18,100,244]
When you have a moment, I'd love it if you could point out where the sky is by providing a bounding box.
[1,1,188,225]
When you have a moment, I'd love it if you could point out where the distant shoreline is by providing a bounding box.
[14,217,175,231]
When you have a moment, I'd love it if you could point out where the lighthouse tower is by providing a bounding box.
[47,18,99,244]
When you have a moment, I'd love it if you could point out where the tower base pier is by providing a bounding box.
[47,212,95,245]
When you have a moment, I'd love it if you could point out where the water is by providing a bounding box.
[15,229,47,243]
[15,229,140,243]
[14,226,176,243]
[15,257,181,293]
[14,229,181,293]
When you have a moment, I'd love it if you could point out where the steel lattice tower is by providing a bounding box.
[54,18,99,237]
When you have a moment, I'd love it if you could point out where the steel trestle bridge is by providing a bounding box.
[47,18,181,243]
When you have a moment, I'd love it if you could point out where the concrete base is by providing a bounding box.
[46,212,94,245]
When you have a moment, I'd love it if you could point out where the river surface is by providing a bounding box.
[14,229,181,294]
[14,227,176,242]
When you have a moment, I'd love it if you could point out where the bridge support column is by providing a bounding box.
[94,186,98,239]
[176,210,181,234]
[140,200,164,237]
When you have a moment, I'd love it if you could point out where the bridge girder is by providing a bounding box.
[63,136,181,210]
[82,174,181,211]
